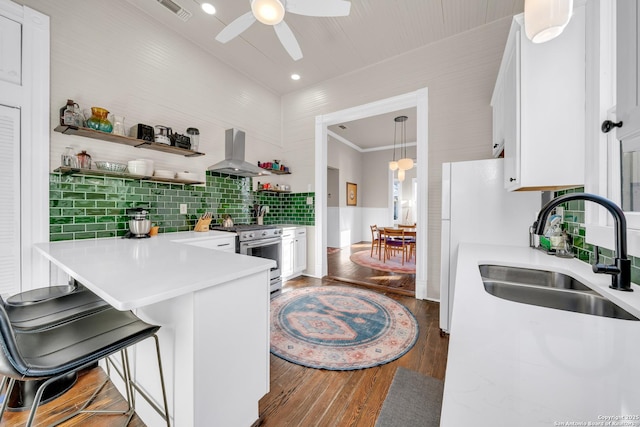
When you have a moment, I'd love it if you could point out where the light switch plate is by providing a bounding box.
[180,204,187,214]
[306,197,313,205]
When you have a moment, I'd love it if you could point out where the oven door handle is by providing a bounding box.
[242,237,282,249]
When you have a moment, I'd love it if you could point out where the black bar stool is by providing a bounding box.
[0,306,170,426]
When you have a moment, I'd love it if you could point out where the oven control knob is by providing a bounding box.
[247,232,254,239]
[261,231,268,237]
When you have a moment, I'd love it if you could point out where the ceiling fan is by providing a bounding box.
[215,0,351,61]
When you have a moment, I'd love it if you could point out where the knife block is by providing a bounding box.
[194,217,212,232]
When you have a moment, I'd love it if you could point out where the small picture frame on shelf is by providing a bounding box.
[346,182,357,206]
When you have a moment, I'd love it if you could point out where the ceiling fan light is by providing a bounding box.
[524,0,573,43]
[201,3,216,15]
[398,158,414,171]
[389,161,398,171]
[398,169,406,182]
[252,0,285,25]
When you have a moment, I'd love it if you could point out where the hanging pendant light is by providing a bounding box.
[524,0,573,44]
[395,115,414,171]
[389,116,399,171]
[398,168,406,182]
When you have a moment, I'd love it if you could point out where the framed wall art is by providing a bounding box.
[346,182,357,206]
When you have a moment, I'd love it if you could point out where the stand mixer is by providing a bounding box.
[125,208,151,238]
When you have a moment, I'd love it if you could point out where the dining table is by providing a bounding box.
[378,226,416,261]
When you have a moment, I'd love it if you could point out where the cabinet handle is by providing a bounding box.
[493,143,498,149]
[601,120,623,133]
[509,177,516,182]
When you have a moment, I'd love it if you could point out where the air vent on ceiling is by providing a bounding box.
[157,0,192,22]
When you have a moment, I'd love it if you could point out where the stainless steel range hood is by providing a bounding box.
[207,129,271,177]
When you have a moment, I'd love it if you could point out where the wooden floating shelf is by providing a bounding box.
[54,167,204,185]
[257,189,292,194]
[259,168,291,175]
[54,125,205,157]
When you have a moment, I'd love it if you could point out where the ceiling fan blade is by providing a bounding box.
[285,0,351,17]
[274,21,303,61]
[215,11,257,43]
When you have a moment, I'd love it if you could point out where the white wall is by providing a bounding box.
[283,18,510,298]
[327,135,364,245]
[16,0,284,179]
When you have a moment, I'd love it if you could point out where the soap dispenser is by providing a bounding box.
[549,223,564,251]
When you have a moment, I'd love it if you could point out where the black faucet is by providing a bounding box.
[533,193,633,292]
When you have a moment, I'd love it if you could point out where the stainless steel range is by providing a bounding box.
[210,224,283,293]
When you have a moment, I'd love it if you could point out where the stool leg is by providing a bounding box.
[0,377,15,421]
[127,335,171,427]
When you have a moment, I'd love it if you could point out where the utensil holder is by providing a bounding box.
[194,217,212,232]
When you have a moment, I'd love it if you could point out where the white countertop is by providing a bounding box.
[34,231,276,310]
[441,243,640,426]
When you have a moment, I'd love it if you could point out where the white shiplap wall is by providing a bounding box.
[282,17,513,299]
[18,0,284,176]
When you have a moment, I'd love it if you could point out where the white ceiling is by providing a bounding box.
[126,0,523,97]
[123,0,523,150]
[328,107,417,151]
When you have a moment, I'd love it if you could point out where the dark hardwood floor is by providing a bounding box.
[0,367,145,427]
[328,242,416,295]
[258,275,448,427]
[1,250,444,427]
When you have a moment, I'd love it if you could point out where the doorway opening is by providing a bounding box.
[313,88,429,299]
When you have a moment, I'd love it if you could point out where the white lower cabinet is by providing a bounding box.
[281,226,306,281]
[294,228,307,273]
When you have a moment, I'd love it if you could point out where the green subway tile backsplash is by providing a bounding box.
[554,186,640,285]
[50,171,315,241]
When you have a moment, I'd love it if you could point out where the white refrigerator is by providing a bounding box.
[440,158,541,333]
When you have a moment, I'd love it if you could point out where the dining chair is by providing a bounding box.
[382,228,410,265]
[370,225,381,258]
[0,305,170,427]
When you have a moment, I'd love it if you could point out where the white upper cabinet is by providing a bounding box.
[490,74,505,158]
[0,15,21,86]
[493,5,586,191]
[616,1,640,142]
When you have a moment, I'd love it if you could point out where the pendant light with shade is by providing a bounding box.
[524,0,573,44]
[396,115,413,171]
[388,117,399,171]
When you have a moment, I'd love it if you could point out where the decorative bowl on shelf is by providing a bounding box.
[127,160,148,176]
[94,161,127,173]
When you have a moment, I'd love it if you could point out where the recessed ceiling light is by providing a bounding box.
[201,2,216,15]
[291,74,301,81]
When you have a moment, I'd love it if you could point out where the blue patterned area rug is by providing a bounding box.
[270,286,419,370]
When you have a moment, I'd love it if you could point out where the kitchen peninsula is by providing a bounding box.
[35,231,276,427]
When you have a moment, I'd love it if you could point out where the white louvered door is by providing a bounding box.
[0,104,20,295]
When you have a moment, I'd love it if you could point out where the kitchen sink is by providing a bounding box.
[479,265,639,321]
